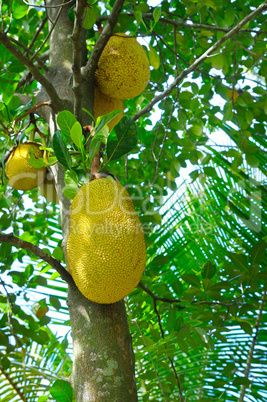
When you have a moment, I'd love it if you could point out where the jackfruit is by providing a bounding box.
[95,33,150,100]
[66,178,146,304]
[40,170,59,204]
[94,87,124,131]
[5,141,46,191]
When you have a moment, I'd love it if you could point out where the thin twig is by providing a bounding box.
[29,15,48,49]
[153,297,184,401]
[132,1,267,121]
[0,232,74,286]
[12,101,51,129]
[30,4,63,63]
[9,36,46,69]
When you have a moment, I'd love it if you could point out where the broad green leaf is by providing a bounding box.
[49,379,73,402]
[149,45,160,70]
[28,148,46,168]
[225,8,236,27]
[153,6,161,23]
[87,127,109,170]
[134,10,145,29]
[13,5,28,19]
[211,54,224,70]
[50,296,61,310]
[107,116,138,161]
[232,377,252,386]
[188,125,203,137]
[151,255,169,266]
[83,5,99,29]
[70,121,84,151]
[202,260,216,279]
[52,130,72,170]
[249,241,267,264]
[57,111,77,139]
[62,184,78,199]
[181,274,201,288]
[228,252,249,273]
[94,110,122,135]
[245,153,259,167]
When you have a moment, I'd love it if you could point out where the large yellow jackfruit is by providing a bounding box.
[66,178,146,304]
[94,87,124,131]
[5,141,46,191]
[95,33,150,100]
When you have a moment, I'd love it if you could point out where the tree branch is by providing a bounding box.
[81,0,125,82]
[138,282,242,307]
[97,12,267,35]
[71,0,87,123]
[132,1,267,121]
[0,33,69,113]
[0,232,74,286]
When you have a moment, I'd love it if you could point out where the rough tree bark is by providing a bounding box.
[40,0,138,400]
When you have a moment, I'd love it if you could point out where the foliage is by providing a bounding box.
[0,0,267,401]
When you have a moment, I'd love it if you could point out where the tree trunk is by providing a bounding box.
[43,1,138,400]
[68,283,137,401]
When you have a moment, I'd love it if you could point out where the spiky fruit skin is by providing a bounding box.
[67,178,146,304]
[40,170,59,204]
[95,33,150,100]
[5,142,46,191]
[94,87,124,131]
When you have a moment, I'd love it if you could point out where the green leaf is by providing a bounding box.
[50,296,61,311]
[83,5,99,29]
[232,377,252,386]
[62,184,78,199]
[94,110,122,135]
[57,111,77,139]
[52,130,72,170]
[201,260,216,279]
[153,6,161,23]
[228,252,249,273]
[87,129,108,170]
[149,45,160,70]
[70,121,84,151]
[134,10,145,29]
[13,5,28,19]
[107,116,138,161]
[188,125,203,137]
[211,54,224,70]
[151,255,169,266]
[181,274,201,288]
[49,379,73,402]
[225,8,236,27]
[249,241,267,264]
[52,246,64,260]
[28,148,46,168]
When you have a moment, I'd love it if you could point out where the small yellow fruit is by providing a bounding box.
[95,33,150,100]
[5,141,46,191]
[40,170,59,204]
[67,178,146,304]
[94,87,124,131]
